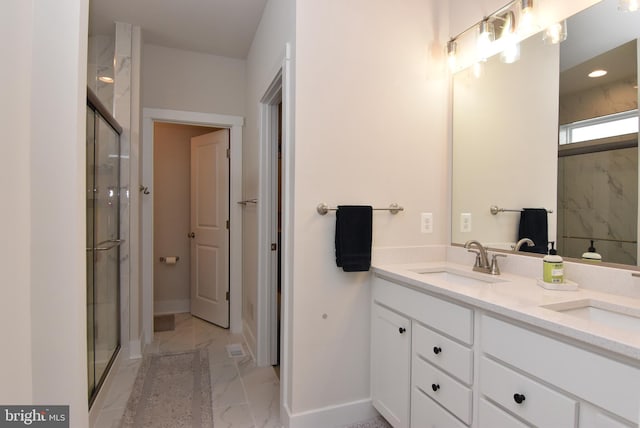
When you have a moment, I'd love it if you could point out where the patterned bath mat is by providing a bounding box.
[120,349,212,427]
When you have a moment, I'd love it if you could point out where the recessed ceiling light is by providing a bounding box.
[98,76,114,83]
[588,70,607,78]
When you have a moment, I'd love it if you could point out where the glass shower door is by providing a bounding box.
[87,95,121,405]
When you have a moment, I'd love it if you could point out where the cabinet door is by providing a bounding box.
[372,303,411,428]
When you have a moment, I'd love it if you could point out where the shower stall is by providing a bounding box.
[86,89,122,406]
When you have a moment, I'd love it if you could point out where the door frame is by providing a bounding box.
[141,108,243,344]
[258,71,282,367]
[256,43,294,407]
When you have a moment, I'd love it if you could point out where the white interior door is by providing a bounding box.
[190,129,229,327]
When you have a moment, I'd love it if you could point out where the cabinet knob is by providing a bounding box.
[398,327,406,334]
[513,393,526,404]
[433,346,442,355]
[431,383,440,392]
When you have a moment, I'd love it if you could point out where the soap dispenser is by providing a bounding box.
[543,242,564,284]
[582,240,602,262]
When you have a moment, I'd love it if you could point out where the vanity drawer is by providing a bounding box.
[480,356,577,427]
[481,315,640,423]
[412,354,472,425]
[478,398,528,428]
[413,322,473,385]
[373,276,473,344]
[411,386,466,428]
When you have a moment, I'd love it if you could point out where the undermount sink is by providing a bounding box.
[541,299,640,334]
[410,267,506,286]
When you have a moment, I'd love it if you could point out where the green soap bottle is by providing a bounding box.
[543,254,564,283]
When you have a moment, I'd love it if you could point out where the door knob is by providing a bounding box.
[398,327,406,334]
[513,393,526,404]
[188,232,195,239]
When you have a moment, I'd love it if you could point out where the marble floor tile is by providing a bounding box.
[214,404,256,428]
[91,313,283,428]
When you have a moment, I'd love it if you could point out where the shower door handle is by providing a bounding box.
[92,239,124,251]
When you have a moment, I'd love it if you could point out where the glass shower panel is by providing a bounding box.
[86,108,95,398]
[92,115,121,387]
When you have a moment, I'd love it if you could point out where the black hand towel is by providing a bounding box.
[335,205,373,272]
[518,208,549,254]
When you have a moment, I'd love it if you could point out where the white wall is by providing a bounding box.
[31,0,89,425]
[142,44,246,116]
[291,0,449,418]
[243,0,296,365]
[0,0,34,403]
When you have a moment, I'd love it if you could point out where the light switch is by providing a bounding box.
[421,213,433,234]
[460,213,472,232]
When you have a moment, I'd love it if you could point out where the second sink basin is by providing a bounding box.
[410,267,506,287]
[541,299,640,334]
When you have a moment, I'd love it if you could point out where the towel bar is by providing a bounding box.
[238,198,257,206]
[490,205,553,215]
[317,203,403,216]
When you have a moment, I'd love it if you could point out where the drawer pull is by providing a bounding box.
[399,327,406,334]
[432,383,440,392]
[433,346,442,355]
[513,393,526,404]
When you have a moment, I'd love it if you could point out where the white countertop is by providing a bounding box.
[373,261,640,361]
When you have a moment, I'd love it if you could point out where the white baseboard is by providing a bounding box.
[129,330,144,360]
[243,318,257,361]
[286,398,377,428]
[154,299,190,315]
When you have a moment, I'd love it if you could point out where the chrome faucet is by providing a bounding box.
[513,238,535,251]
[464,240,506,275]
[464,240,490,270]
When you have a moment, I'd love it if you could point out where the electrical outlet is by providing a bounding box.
[421,212,433,233]
[460,213,472,232]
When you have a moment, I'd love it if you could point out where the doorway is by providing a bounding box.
[141,108,244,350]
[152,123,230,328]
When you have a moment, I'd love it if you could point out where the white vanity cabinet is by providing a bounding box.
[480,315,640,427]
[371,275,474,427]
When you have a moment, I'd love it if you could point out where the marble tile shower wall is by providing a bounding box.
[88,35,115,113]
[558,147,638,264]
[114,22,132,354]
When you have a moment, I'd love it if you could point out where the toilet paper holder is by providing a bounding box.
[159,256,180,263]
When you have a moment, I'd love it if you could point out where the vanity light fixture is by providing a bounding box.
[619,0,639,12]
[543,20,567,45]
[588,69,608,78]
[447,39,458,71]
[98,76,114,83]
[477,19,495,61]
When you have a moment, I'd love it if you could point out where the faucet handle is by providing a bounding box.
[490,253,507,275]
[467,249,482,268]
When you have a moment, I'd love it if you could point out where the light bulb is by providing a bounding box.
[519,0,538,35]
[477,20,494,61]
[501,39,520,64]
[619,0,639,11]
[543,20,567,45]
[499,12,520,64]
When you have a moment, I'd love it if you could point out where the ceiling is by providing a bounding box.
[89,0,268,59]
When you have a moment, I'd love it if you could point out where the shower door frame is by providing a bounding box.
[87,88,123,407]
